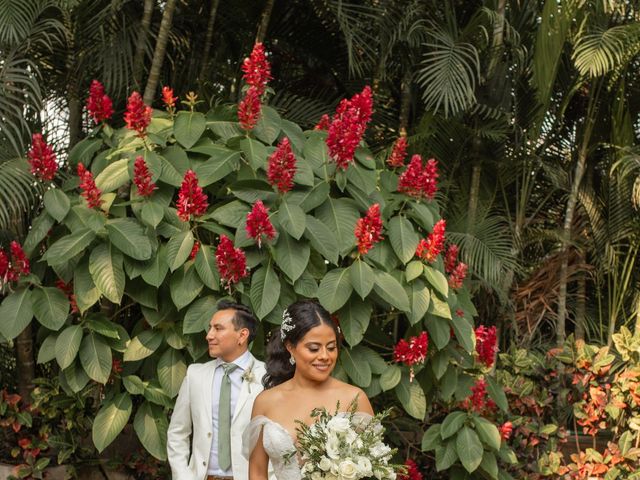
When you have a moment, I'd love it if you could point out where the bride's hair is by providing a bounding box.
[262,300,339,389]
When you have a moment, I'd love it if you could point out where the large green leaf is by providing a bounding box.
[23,211,55,256]
[473,416,501,451]
[62,361,90,393]
[456,426,483,473]
[194,244,220,290]
[209,200,250,227]
[429,295,452,319]
[240,137,268,171]
[43,189,70,222]
[37,335,58,364]
[106,218,152,260]
[303,215,339,265]
[278,201,306,240]
[379,364,401,391]
[134,401,168,461]
[124,330,163,362]
[183,295,218,334]
[250,263,281,319]
[170,264,204,310]
[317,268,352,313]
[395,375,426,419]
[426,315,451,350]
[441,411,467,439]
[451,312,475,353]
[253,106,282,145]
[346,163,376,195]
[92,393,132,453]
[435,441,458,472]
[95,159,130,192]
[141,202,164,228]
[74,258,101,313]
[288,181,330,212]
[338,297,371,347]
[55,325,83,370]
[193,150,241,186]
[89,243,125,304]
[373,270,410,311]
[388,216,420,264]
[157,348,187,398]
[79,333,112,384]
[349,258,374,300]
[421,424,442,451]
[406,279,430,325]
[140,244,169,288]
[424,265,449,297]
[32,287,69,331]
[273,233,310,282]
[293,271,318,298]
[341,347,372,387]
[43,229,95,266]
[174,111,206,149]
[166,230,194,272]
[316,198,359,255]
[0,288,33,340]
[486,376,509,413]
[68,138,103,166]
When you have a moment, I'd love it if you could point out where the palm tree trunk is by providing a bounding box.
[487,0,506,77]
[575,265,586,340]
[398,69,412,137]
[255,0,275,44]
[15,325,34,402]
[67,89,83,149]
[199,0,221,80]
[143,0,178,105]
[133,0,155,88]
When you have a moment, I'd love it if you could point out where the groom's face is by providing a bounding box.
[206,309,248,361]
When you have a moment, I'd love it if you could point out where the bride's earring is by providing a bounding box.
[289,355,296,365]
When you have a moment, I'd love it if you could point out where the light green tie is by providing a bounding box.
[218,362,239,471]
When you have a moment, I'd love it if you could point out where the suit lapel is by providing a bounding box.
[204,359,218,417]
[231,355,254,423]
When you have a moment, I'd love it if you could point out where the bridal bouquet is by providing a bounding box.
[292,404,401,480]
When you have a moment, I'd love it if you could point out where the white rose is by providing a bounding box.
[325,474,338,480]
[327,416,351,433]
[369,442,391,458]
[345,429,358,445]
[356,457,372,477]
[319,457,333,472]
[311,472,324,480]
[338,460,359,480]
[326,434,341,459]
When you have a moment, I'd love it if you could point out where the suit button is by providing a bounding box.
[202,461,206,466]
[208,432,212,437]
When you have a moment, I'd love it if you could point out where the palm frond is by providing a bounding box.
[269,91,337,128]
[572,24,640,78]
[0,159,45,230]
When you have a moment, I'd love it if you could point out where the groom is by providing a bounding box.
[167,300,267,480]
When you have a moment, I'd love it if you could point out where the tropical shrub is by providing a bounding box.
[0,44,514,477]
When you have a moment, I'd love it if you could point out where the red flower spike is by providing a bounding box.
[462,378,497,413]
[0,249,8,281]
[86,80,114,124]
[326,86,373,170]
[176,170,209,222]
[394,331,428,381]
[215,235,248,291]
[161,86,178,109]
[444,244,459,274]
[448,262,468,289]
[10,242,29,277]
[354,203,383,255]
[499,421,513,441]
[267,137,297,194]
[241,43,272,96]
[246,200,276,248]
[314,114,331,131]
[398,155,424,198]
[111,359,123,374]
[55,279,79,314]
[387,137,408,168]
[189,241,200,260]
[416,219,446,263]
[475,325,498,368]
[398,459,422,480]
[27,134,58,181]
[124,91,152,137]
[133,156,156,197]
[238,87,262,131]
[77,163,103,209]
[421,158,439,200]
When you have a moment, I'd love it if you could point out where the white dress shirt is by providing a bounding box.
[207,350,252,476]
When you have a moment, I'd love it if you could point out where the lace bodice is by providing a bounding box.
[243,416,301,480]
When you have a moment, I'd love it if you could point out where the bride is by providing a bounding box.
[245,300,374,480]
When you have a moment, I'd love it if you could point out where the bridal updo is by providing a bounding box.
[262,300,339,389]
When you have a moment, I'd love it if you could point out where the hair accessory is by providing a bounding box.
[280,308,295,340]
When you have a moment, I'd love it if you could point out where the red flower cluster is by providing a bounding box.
[387,137,408,168]
[161,86,178,110]
[27,134,57,181]
[398,459,422,480]
[444,244,459,273]
[55,279,79,314]
[177,170,209,221]
[394,332,429,381]
[326,86,373,170]
[415,219,446,263]
[241,43,272,96]
[238,87,262,131]
[215,235,248,291]
[111,358,123,374]
[0,242,30,285]
[267,138,297,193]
[314,114,331,130]
[77,163,103,209]
[499,421,513,441]
[448,262,468,289]
[246,200,276,248]
[124,91,153,137]
[475,325,498,368]
[354,203,383,255]
[86,80,113,124]
[463,378,497,413]
[133,156,156,197]
[398,155,439,200]
[189,241,200,260]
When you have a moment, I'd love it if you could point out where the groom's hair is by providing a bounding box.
[217,300,258,343]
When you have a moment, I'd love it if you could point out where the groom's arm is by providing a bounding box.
[167,368,194,478]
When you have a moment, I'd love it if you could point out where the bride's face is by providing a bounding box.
[288,322,338,382]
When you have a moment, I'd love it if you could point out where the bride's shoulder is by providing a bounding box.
[331,379,373,414]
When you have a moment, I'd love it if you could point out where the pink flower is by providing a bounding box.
[398,155,439,200]
[77,163,103,209]
[267,138,297,193]
[27,134,57,181]
[326,86,373,170]
[215,235,249,291]
[314,114,331,131]
[415,219,446,263]
[475,325,498,368]
[124,91,152,137]
[387,137,408,168]
[394,332,429,380]
[86,80,114,124]
[133,156,156,197]
[241,43,272,96]
[354,203,383,255]
[246,200,276,248]
[238,87,262,131]
[177,170,209,221]
[161,86,178,109]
